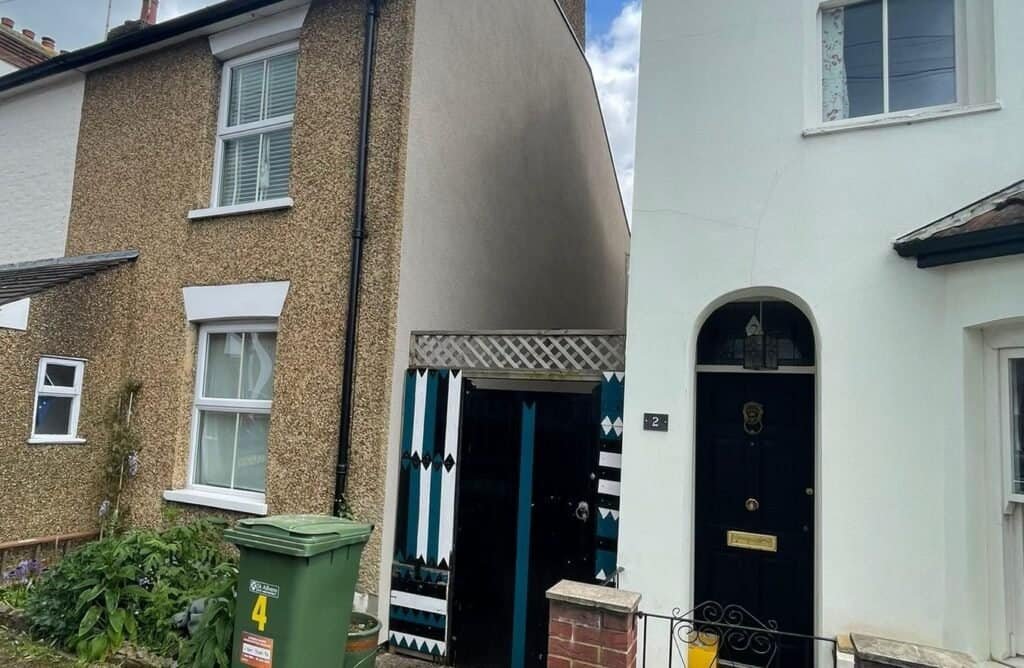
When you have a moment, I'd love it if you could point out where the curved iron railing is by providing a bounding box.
[638,602,837,667]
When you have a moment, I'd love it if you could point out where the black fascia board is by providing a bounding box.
[0,0,285,95]
[894,221,1024,268]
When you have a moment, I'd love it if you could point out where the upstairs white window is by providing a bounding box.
[31,357,85,443]
[189,323,277,498]
[822,0,956,121]
[213,43,298,208]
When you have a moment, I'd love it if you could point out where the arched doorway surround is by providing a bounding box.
[693,296,817,665]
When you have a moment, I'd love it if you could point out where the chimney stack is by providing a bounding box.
[0,17,13,30]
[140,0,159,25]
[21,28,35,40]
[41,36,55,50]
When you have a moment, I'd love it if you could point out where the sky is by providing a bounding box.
[0,0,641,213]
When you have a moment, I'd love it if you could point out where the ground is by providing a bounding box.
[0,626,94,667]
[0,624,436,668]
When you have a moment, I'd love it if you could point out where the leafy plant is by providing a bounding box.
[177,563,237,668]
[98,380,142,537]
[24,519,234,662]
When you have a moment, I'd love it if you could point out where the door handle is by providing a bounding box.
[575,501,590,522]
[745,498,760,512]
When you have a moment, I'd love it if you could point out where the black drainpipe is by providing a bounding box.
[334,0,380,517]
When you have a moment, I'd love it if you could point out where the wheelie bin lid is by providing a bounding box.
[225,514,373,557]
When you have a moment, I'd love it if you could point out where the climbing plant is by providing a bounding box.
[98,380,142,538]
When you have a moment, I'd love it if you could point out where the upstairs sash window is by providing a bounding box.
[214,44,298,207]
[822,0,956,121]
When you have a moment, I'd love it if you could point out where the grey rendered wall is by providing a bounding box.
[377,0,628,608]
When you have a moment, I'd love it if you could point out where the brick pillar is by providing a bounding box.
[546,580,641,668]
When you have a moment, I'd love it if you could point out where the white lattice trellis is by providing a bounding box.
[411,330,625,374]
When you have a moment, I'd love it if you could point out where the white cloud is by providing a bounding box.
[586,1,641,222]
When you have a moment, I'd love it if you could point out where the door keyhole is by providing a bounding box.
[745,498,760,512]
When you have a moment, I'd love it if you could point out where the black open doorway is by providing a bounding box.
[449,382,599,667]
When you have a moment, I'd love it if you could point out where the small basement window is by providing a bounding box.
[30,357,85,444]
[822,0,957,121]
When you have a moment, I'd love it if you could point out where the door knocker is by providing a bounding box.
[742,401,764,435]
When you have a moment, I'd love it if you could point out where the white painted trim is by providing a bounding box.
[803,102,1001,137]
[599,451,623,469]
[389,631,446,656]
[696,364,816,375]
[27,437,86,445]
[1000,349,1024,506]
[163,488,267,515]
[208,3,310,61]
[182,281,289,322]
[389,590,448,615]
[0,298,30,330]
[188,197,294,221]
[30,357,85,442]
[598,479,621,496]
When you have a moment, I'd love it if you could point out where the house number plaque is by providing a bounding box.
[643,413,669,431]
[727,530,778,553]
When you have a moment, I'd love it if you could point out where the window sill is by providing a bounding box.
[27,436,86,445]
[802,102,1002,137]
[163,488,267,515]
[188,197,293,221]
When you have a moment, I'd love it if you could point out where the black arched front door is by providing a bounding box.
[694,371,814,665]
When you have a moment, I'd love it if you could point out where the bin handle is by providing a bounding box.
[349,643,385,668]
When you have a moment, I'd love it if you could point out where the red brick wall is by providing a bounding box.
[548,600,638,668]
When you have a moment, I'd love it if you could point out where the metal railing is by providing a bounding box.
[638,602,837,668]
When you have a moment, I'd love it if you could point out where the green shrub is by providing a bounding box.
[177,563,237,668]
[24,519,235,662]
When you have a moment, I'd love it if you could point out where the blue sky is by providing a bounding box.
[0,0,641,211]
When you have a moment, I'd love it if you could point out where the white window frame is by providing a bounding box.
[190,41,298,220]
[816,0,967,125]
[179,321,277,512]
[1001,348,1024,506]
[29,356,86,444]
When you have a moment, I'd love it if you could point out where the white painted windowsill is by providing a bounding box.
[188,197,293,221]
[27,436,86,445]
[803,102,1002,137]
[163,488,268,515]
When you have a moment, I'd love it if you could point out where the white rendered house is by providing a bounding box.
[622,0,1024,664]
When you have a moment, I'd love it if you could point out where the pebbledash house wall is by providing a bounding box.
[0,267,135,542]
[0,73,84,264]
[622,0,1024,660]
[0,0,418,595]
[379,0,627,617]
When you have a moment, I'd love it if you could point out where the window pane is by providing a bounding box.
[888,0,956,112]
[265,52,298,119]
[195,411,236,488]
[844,1,884,118]
[43,363,76,388]
[241,332,277,400]
[1011,359,1024,496]
[260,129,293,201]
[204,332,243,399]
[219,134,262,206]
[35,396,72,435]
[227,60,265,127]
[234,413,269,492]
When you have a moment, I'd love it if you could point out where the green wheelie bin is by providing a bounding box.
[225,515,373,668]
